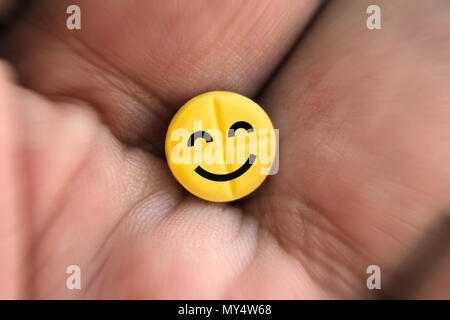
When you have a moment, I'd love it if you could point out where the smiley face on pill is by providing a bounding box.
[165,91,277,202]
[188,120,256,182]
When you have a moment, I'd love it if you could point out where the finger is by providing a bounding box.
[0,0,321,151]
[247,0,450,296]
[0,61,25,298]
[12,67,184,298]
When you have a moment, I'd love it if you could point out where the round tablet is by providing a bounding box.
[165,91,276,202]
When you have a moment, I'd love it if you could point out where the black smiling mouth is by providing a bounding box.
[195,154,256,182]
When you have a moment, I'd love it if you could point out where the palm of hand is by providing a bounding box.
[0,0,449,299]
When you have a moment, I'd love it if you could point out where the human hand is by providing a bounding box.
[0,0,449,299]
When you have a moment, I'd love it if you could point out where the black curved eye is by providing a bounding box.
[228,121,254,137]
[187,131,213,147]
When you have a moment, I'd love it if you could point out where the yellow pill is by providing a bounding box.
[165,91,277,202]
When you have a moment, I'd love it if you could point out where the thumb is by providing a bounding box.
[0,61,25,299]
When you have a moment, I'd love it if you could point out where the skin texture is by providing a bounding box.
[0,0,449,299]
[0,0,13,15]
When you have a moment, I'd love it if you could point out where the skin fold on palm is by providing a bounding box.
[0,0,449,299]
